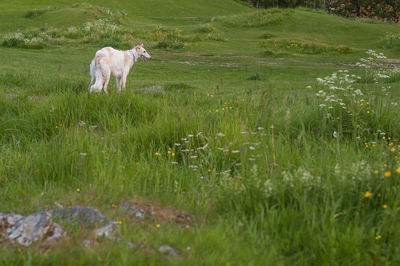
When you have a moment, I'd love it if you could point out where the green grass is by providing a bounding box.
[1,1,400,265]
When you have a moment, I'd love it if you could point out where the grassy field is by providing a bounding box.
[1,0,400,265]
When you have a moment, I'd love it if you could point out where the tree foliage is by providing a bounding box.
[242,0,400,23]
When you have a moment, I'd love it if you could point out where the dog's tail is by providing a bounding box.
[88,59,104,96]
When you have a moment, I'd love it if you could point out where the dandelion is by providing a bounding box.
[208,169,212,173]
[156,224,160,228]
[364,191,372,198]
[117,220,122,225]
[383,204,388,209]
[215,109,219,112]
[242,98,245,102]
[391,148,396,153]
[396,167,400,174]
[208,110,212,113]
[373,170,379,174]
[376,235,382,240]
[155,152,160,157]
[222,108,225,111]
[172,152,175,157]
[384,171,391,177]
[111,203,116,208]
[76,188,80,192]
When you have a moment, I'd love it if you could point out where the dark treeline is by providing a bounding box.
[242,0,400,23]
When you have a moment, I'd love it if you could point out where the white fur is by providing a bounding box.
[88,44,151,95]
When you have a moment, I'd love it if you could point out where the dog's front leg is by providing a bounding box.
[121,74,128,90]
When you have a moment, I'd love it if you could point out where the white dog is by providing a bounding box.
[88,43,151,96]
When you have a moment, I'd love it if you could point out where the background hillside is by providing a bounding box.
[1,1,400,265]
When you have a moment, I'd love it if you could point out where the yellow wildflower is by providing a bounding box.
[156,224,160,228]
[76,188,80,192]
[383,204,388,209]
[378,193,382,197]
[384,171,391,177]
[117,220,122,225]
[215,109,219,113]
[373,170,379,174]
[396,167,400,174]
[155,152,160,157]
[391,148,396,153]
[208,169,212,173]
[364,191,372,198]
[172,153,175,157]
[376,235,382,240]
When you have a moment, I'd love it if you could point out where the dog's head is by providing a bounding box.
[135,43,151,62]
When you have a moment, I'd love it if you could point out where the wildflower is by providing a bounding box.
[364,191,372,198]
[229,106,232,110]
[156,224,160,228]
[391,148,396,153]
[208,110,212,113]
[222,108,225,111]
[208,169,212,173]
[242,98,245,102]
[168,147,172,151]
[172,161,178,165]
[383,204,388,209]
[397,167,400,174]
[384,171,391,177]
[117,220,122,225]
[172,152,175,157]
[232,150,240,154]
[373,170,379,174]
[111,203,116,208]
[76,188,80,192]
[56,125,58,129]
[378,193,382,197]
[376,235,382,240]
[389,142,394,147]
[216,133,225,137]
[167,150,171,155]
[80,153,87,156]
[155,152,160,157]
[215,109,219,112]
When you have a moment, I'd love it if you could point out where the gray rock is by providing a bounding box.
[95,221,120,240]
[0,212,66,246]
[51,206,109,225]
[158,245,178,257]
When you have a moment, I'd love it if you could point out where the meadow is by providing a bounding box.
[1,0,400,265]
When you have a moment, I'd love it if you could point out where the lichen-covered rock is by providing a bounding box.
[95,221,120,240]
[0,212,66,246]
[51,206,109,225]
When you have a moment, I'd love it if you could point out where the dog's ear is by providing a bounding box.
[139,43,143,47]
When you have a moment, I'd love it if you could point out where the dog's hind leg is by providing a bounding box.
[116,77,121,93]
[103,74,110,94]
